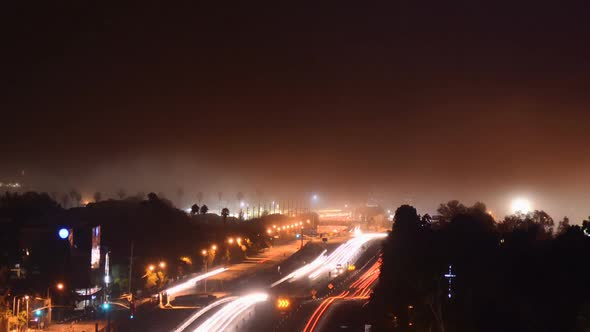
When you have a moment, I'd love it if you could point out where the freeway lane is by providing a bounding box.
[182,232,386,332]
[303,258,381,332]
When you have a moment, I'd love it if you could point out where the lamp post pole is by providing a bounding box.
[300,227,304,249]
[47,287,52,325]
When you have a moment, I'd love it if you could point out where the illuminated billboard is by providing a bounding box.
[91,226,101,270]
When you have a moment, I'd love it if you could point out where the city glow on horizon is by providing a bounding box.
[511,197,532,214]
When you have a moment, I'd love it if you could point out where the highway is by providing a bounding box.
[120,231,385,331]
[184,231,386,331]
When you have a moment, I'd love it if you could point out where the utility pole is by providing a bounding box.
[300,227,304,249]
[128,241,134,295]
[47,288,52,325]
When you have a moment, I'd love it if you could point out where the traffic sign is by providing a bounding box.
[276,298,290,310]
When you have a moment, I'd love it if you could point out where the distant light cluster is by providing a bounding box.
[0,182,21,188]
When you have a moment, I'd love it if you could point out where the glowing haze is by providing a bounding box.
[2,2,589,222]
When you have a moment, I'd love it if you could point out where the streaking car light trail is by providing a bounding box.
[165,267,228,296]
[172,296,238,332]
[194,293,268,332]
[303,258,382,332]
[272,233,385,288]
[308,233,386,280]
[270,250,328,288]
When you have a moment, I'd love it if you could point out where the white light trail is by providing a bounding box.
[165,267,228,296]
[270,250,328,288]
[271,233,386,287]
[172,296,238,332]
[193,293,268,332]
[307,233,386,280]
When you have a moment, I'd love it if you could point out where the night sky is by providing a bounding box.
[2,2,589,220]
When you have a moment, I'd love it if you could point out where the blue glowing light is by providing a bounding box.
[58,228,70,239]
[102,302,110,310]
[34,310,42,316]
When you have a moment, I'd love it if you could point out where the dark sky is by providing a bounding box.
[2,1,590,220]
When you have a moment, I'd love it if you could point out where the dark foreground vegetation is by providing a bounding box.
[0,191,307,317]
[370,201,590,332]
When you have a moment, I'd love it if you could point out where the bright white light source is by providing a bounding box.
[58,228,69,239]
[511,198,532,214]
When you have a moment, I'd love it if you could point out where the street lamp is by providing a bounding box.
[201,249,210,293]
[159,261,166,269]
[211,244,217,251]
[46,282,65,325]
[148,264,155,272]
[227,237,234,244]
[24,295,29,327]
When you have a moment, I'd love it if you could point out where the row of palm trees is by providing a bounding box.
[55,188,299,216]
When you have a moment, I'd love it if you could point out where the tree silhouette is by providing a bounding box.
[93,191,102,203]
[256,189,263,217]
[69,189,82,207]
[60,193,70,208]
[116,189,127,200]
[221,208,230,223]
[190,204,199,216]
[200,204,209,215]
[436,200,467,223]
[557,216,570,235]
[147,192,158,201]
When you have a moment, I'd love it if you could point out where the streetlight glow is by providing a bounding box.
[159,261,166,269]
[201,249,207,256]
[511,198,532,214]
[56,282,64,290]
[211,244,217,251]
[148,264,155,272]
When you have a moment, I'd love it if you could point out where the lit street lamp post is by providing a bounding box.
[201,245,217,293]
[25,295,29,329]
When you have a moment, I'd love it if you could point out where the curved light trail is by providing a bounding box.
[172,296,238,332]
[303,258,382,332]
[271,250,328,287]
[307,233,386,280]
[272,233,386,287]
[193,293,268,332]
[165,267,228,296]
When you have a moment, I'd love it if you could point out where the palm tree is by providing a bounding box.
[190,204,199,216]
[116,189,127,200]
[256,189,263,217]
[221,208,230,223]
[60,194,70,208]
[69,189,81,207]
[236,191,245,219]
